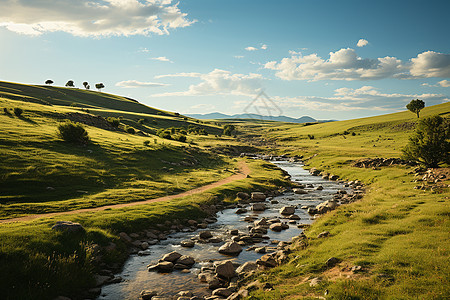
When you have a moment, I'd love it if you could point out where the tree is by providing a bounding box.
[406,99,425,118]
[95,83,105,91]
[402,115,449,167]
[45,80,54,85]
[223,124,235,136]
[65,80,75,88]
[83,81,90,89]
[57,121,90,144]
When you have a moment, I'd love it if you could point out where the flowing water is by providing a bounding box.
[98,161,349,299]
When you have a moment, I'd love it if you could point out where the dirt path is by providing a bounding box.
[1,161,251,224]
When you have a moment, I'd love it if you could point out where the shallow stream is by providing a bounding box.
[98,161,349,299]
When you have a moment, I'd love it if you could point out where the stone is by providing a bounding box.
[156,261,174,272]
[229,229,239,236]
[309,277,322,287]
[235,208,247,214]
[279,206,295,215]
[162,251,182,262]
[51,221,84,233]
[94,275,110,286]
[212,288,233,298]
[209,237,223,243]
[199,231,213,239]
[236,261,258,274]
[176,291,193,298]
[255,247,266,254]
[251,203,266,211]
[215,260,237,279]
[326,257,340,268]
[289,214,300,220]
[177,255,195,266]
[208,278,223,290]
[318,231,330,238]
[293,188,308,194]
[251,192,266,202]
[218,241,243,256]
[270,200,279,204]
[187,220,198,226]
[140,242,149,250]
[315,185,324,190]
[257,254,277,268]
[140,290,158,300]
[180,240,195,248]
[53,296,71,300]
[237,192,250,200]
[254,218,268,226]
[269,223,283,232]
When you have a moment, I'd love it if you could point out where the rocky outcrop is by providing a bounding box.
[353,157,417,168]
[51,221,85,233]
[218,242,243,256]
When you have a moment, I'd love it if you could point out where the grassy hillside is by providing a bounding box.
[238,102,450,299]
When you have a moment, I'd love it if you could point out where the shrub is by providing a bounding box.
[126,126,135,134]
[3,107,10,115]
[223,124,235,136]
[57,122,90,144]
[13,108,23,117]
[138,119,144,124]
[352,132,356,136]
[402,115,449,167]
[106,117,120,127]
[174,134,187,142]
[143,140,150,146]
[157,129,172,139]
[308,134,315,139]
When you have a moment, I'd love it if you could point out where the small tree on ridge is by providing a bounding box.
[45,80,54,85]
[95,83,105,92]
[65,80,75,88]
[406,99,425,118]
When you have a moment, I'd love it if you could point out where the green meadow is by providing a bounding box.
[0,81,448,299]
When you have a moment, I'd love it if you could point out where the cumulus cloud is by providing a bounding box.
[151,56,173,63]
[152,69,263,97]
[234,55,244,59]
[268,86,449,112]
[115,80,169,88]
[265,48,450,81]
[357,39,369,47]
[410,51,450,78]
[438,80,450,87]
[265,48,407,81]
[261,44,268,50]
[245,46,258,51]
[245,44,268,51]
[0,0,194,37]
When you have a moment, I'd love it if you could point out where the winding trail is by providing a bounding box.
[1,161,251,224]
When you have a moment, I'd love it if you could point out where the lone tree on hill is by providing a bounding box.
[83,81,90,89]
[65,80,75,88]
[45,79,53,85]
[406,99,425,118]
[95,83,105,92]
[402,115,449,167]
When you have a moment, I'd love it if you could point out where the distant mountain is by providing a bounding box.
[186,112,319,123]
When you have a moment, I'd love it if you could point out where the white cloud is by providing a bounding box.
[245,44,268,51]
[410,51,450,78]
[357,39,369,47]
[189,103,216,111]
[154,72,202,79]
[0,0,194,37]
[265,48,450,81]
[234,55,244,59]
[139,47,150,53]
[245,46,258,51]
[151,56,173,63]
[261,44,268,50]
[115,80,169,88]
[152,69,263,97]
[265,86,449,112]
[438,80,450,87]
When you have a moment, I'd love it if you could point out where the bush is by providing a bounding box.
[143,140,150,146]
[308,134,315,140]
[13,108,23,117]
[157,129,172,140]
[138,119,144,124]
[57,122,90,144]
[223,124,235,136]
[126,126,135,134]
[402,115,449,167]
[106,117,120,127]
[174,134,187,142]
[3,107,10,115]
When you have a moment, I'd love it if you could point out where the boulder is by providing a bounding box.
[251,192,266,202]
[315,185,323,190]
[162,251,182,262]
[215,260,236,279]
[140,290,158,300]
[51,221,84,233]
[235,208,247,214]
[236,192,250,200]
[293,188,308,194]
[251,203,266,211]
[326,257,340,268]
[279,206,295,215]
[218,242,243,256]
[156,261,174,272]
[236,261,258,274]
[176,291,193,298]
[309,277,322,287]
[140,242,149,250]
[289,214,300,220]
[212,288,233,298]
[199,231,213,239]
[177,255,195,266]
[269,223,283,232]
[254,218,268,226]
[180,240,195,248]
[257,254,277,268]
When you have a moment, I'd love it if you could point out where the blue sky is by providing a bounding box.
[0,0,449,120]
